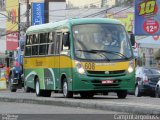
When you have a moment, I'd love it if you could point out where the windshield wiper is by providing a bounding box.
[89,49,130,60]
[76,50,110,61]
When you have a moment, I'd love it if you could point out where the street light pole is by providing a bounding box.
[18,2,21,46]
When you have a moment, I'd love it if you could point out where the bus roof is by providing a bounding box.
[26,18,122,34]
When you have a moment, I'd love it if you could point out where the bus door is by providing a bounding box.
[54,32,63,89]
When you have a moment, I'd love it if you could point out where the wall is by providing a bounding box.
[0,11,6,54]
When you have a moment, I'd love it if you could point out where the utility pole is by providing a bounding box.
[101,0,104,7]
[18,2,21,44]
[26,0,29,28]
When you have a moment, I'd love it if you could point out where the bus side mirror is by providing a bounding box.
[130,33,135,46]
[63,32,70,47]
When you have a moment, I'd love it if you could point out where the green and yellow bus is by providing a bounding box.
[24,18,135,98]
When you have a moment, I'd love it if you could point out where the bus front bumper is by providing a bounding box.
[72,72,135,92]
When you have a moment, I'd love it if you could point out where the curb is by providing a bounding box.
[0,97,160,115]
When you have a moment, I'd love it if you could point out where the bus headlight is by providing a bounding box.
[128,60,134,73]
[75,61,86,74]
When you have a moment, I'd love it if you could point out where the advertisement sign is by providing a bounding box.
[6,0,19,50]
[135,0,160,35]
[31,3,45,25]
[106,7,134,32]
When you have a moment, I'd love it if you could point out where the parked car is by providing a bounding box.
[135,66,160,97]
[155,80,160,98]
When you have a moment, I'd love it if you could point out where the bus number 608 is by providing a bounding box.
[85,63,95,70]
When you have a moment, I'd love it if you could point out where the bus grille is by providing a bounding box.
[87,70,126,77]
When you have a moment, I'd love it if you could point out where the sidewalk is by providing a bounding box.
[0,91,160,115]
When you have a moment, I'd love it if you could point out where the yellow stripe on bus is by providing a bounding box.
[24,56,73,69]
[24,56,131,71]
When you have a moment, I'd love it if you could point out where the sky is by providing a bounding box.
[66,0,116,8]
[66,0,100,8]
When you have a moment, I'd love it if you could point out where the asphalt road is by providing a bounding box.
[0,101,122,114]
[0,100,123,120]
[0,90,160,115]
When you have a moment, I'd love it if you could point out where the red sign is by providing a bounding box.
[6,31,18,50]
[143,19,159,34]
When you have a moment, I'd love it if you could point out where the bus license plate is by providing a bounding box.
[101,80,113,84]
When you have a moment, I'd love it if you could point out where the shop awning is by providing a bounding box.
[136,36,160,48]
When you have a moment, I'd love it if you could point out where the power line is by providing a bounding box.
[106,6,133,17]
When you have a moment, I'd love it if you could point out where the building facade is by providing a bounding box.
[0,0,6,54]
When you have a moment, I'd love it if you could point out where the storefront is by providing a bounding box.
[136,36,160,68]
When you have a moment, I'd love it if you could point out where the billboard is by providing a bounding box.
[6,0,19,51]
[31,3,45,25]
[106,7,134,32]
[135,0,160,35]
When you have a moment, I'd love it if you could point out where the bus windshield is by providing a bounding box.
[72,24,133,61]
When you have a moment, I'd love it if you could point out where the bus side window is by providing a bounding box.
[55,33,62,55]
[25,46,31,56]
[25,35,32,56]
[26,35,32,45]
[32,34,39,44]
[61,33,70,55]
[48,32,55,55]
[32,34,39,56]
[39,33,47,55]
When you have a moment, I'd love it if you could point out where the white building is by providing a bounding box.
[0,0,6,54]
[49,0,116,22]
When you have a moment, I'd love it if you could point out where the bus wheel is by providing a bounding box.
[9,76,17,92]
[117,90,127,99]
[9,84,17,92]
[35,78,43,96]
[63,78,73,98]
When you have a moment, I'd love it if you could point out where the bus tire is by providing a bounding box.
[9,73,17,92]
[10,85,17,92]
[35,78,43,97]
[117,90,127,99]
[63,78,73,98]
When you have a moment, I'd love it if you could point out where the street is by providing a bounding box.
[0,90,160,115]
[0,101,122,114]
[1,0,160,119]
[0,101,125,120]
